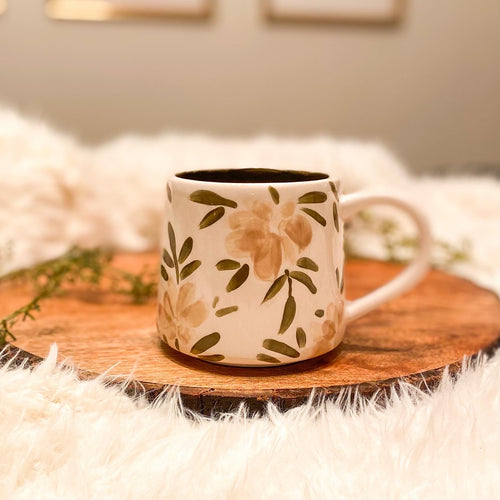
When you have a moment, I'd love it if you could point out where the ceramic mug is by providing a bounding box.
[157,168,431,367]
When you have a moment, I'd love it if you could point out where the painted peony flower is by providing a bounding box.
[225,200,312,281]
[157,280,208,349]
[321,301,344,341]
[305,301,345,358]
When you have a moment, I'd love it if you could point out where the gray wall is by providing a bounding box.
[1,0,499,172]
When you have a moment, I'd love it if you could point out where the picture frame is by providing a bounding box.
[45,0,214,22]
[263,0,405,25]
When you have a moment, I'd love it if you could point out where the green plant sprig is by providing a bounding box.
[108,267,157,304]
[0,246,157,345]
[344,210,471,269]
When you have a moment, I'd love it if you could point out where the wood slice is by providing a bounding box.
[1,253,499,416]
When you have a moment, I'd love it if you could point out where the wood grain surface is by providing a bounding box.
[1,253,499,415]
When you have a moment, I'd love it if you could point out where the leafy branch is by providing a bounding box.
[262,259,319,335]
[161,223,201,284]
[0,246,157,345]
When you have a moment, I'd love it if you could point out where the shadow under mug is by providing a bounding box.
[157,168,432,367]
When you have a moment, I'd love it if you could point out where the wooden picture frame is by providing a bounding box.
[263,0,405,25]
[45,0,214,21]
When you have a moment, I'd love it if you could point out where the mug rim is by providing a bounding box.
[173,167,336,185]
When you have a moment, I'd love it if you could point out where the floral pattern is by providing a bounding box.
[225,200,312,281]
[164,182,346,365]
[307,300,344,357]
[258,300,344,362]
[157,280,208,349]
[158,221,225,359]
[322,301,344,339]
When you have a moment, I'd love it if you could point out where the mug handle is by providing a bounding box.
[341,192,433,323]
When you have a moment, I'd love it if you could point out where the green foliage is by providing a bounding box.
[215,305,238,317]
[296,327,307,348]
[262,274,287,303]
[190,332,221,354]
[289,271,317,294]
[298,191,327,204]
[262,338,300,358]
[189,190,237,208]
[344,210,471,268]
[278,295,296,334]
[199,207,225,229]
[296,257,318,272]
[300,207,326,226]
[216,259,240,271]
[226,264,249,292]
[268,186,280,204]
[198,354,225,362]
[332,202,339,232]
[256,353,281,364]
[178,237,193,264]
[0,246,157,345]
[329,181,339,202]
[180,260,202,280]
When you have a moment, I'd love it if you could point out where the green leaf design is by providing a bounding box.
[198,354,225,362]
[190,190,237,208]
[301,208,326,227]
[268,186,280,204]
[296,257,318,272]
[279,295,296,334]
[256,353,281,364]
[190,332,221,354]
[180,260,201,280]
[199,207,225,229]
[315,309,324,317]
[296,327,306,348]
[263,339,300,358]
[216,259,241,271]
[226,264,249,292]
[336,267,345,293]
[298,191,327,204]
[212,296,219,308]
[168,222,176,259]
[289,271,317,294]
[174,338,180,350]
[162,249,174,268]
[262,274,287,303]
[178,237,193,264]
[215,305,238,317]
[167,183,172,202]
[160,265,169,281]
[329,181,339,202]
[332,202,339,232]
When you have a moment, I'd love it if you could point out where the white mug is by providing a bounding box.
[157,168,431,367]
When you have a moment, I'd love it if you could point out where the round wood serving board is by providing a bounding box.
[2,253,499,415]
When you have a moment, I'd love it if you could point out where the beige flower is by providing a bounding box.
[321,301,344,340]
[157,280,208,348]
[225,200,312,281]
[306,301,344,358]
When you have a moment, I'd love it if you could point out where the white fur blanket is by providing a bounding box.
[0,108,499,498]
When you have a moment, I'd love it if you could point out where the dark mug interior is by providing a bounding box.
[175,168,328,184]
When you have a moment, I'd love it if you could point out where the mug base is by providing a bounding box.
[162,336,344,368]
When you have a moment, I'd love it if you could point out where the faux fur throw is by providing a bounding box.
[0,108,499,498]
